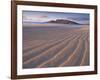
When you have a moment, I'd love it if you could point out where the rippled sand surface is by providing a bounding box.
[23,24,89,69]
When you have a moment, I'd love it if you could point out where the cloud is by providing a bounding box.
[39,15,48,18]
[23,14,50,22]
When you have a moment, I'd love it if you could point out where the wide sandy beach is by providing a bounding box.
[23,24,89,69]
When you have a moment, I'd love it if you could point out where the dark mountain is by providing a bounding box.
[47,19,80,24]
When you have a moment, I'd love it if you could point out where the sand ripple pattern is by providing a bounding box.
[23,26,89,68]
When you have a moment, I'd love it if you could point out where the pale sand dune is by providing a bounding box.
[23,25,89,68]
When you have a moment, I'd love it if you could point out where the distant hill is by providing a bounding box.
[47,19,80,24]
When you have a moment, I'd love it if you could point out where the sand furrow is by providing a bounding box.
[72,33,88,66]
[59,32,87,66]
[36,33,82,68]
[80,40,89,65]
[23,29,74,48]
[23,31,82,62]
[23,32,78,66]
[23,41,46,52]
[23,33,76,62]
[23,26,89,68]
[23,32,83,68]
[59,40,83,66]
[24,29,79,56]
[23,31,73,56]
[23,29,82,55]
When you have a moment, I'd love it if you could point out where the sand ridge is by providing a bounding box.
[23,25,89,68]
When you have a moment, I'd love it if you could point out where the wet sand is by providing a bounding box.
[23,24,89,69]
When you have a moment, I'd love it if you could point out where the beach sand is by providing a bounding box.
[22,24,89,69]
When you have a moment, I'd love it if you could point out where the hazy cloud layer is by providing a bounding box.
[23,10,89,24]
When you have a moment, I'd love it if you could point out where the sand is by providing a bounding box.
[22,24,89,69]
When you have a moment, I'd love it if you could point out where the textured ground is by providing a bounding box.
[23,25,89,69]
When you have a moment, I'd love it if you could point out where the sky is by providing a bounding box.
[22,10,90,24]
